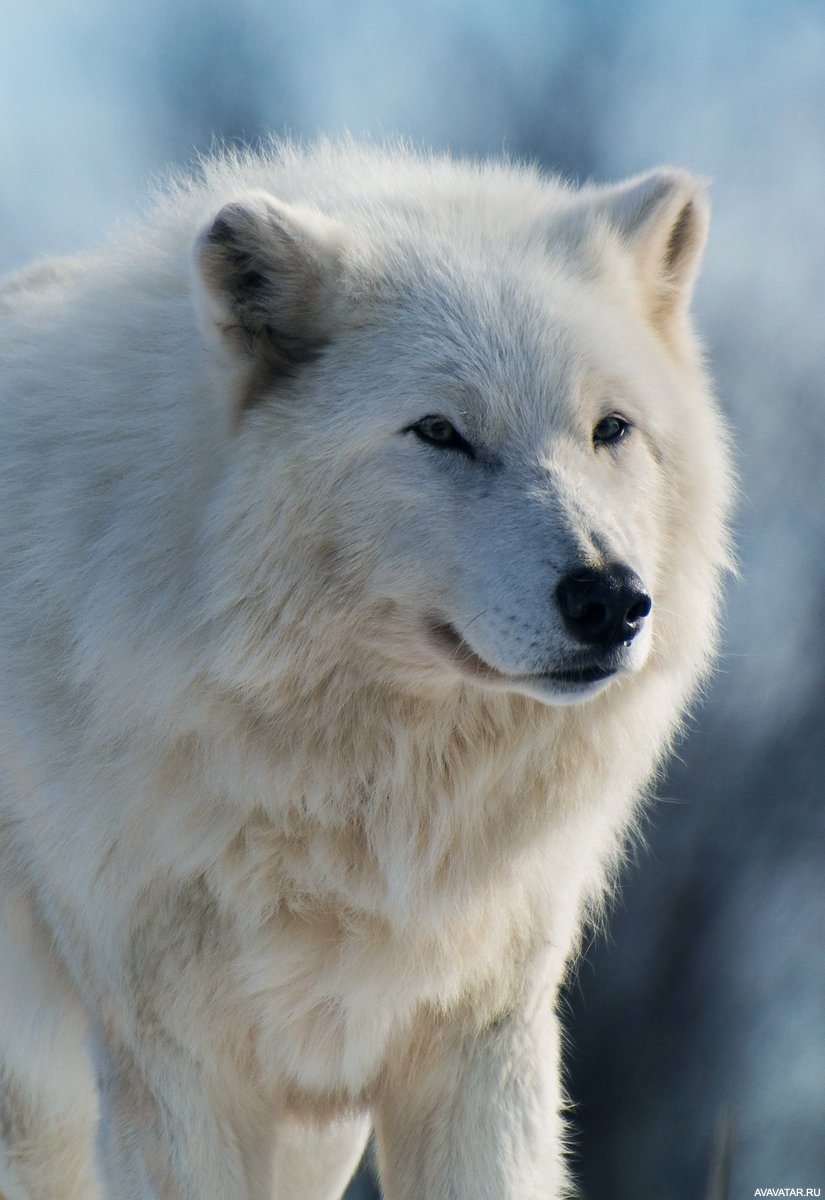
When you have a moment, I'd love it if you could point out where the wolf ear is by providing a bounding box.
[193,192,343,373]
[592,169,710,335]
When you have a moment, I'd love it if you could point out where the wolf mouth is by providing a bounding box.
[426,620,619,689]
[545,663,618,685]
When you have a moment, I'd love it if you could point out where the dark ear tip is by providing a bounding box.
[204,203,250,246]
[205,215,233,245]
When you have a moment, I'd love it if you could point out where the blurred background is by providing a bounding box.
[2,2,823,1196]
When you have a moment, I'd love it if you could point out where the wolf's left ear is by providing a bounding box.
[592,169,710,335]
[192,192,344,373]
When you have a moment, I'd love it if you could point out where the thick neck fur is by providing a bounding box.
[177,655,678,946]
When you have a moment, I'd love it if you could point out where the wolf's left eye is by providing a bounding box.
[593,414,631,446]
[406,415,476,459]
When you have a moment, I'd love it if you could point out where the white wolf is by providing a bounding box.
[0,141,732,1199]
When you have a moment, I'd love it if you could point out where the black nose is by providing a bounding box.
[556,564,651,651]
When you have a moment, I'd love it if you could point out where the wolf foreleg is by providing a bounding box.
[374,988,570,1200]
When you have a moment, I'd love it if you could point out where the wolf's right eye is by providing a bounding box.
[406,415,476,459]
[592,414,631,447]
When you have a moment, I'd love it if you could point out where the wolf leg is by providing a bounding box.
[270,1117,371,1200]
[374,984,570,1200]
[0,888,100,1200]
[94,1025,268,1200]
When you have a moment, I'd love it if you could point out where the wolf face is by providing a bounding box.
[195,167,709,707]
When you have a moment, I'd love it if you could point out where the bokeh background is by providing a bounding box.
[2,2,823,1197]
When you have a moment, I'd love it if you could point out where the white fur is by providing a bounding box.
[0,140,733,1198]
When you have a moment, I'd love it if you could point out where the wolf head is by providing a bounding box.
[192,151,730,711]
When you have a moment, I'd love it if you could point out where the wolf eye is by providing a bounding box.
[407,415,475,459]
[593,414,631,447]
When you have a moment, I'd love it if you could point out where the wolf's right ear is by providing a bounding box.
[192,193,344,373]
